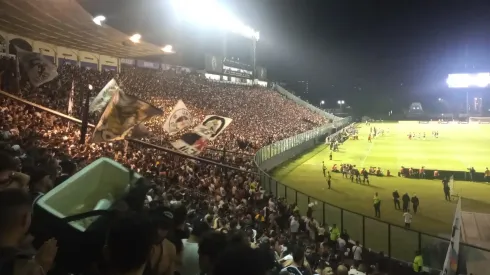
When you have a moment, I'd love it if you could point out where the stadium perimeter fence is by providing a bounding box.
[254,118,490,274]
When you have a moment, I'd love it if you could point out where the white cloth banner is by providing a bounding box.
[163,100,192,135]
[193,115,233,141]
[16,47,58,87]
[89,78,120,113]
[170,115,232,155]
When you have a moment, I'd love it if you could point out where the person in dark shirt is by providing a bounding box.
[392,190,401,210]
[54,160,77,187]
[402,193,410,212]
[411,195,420,214]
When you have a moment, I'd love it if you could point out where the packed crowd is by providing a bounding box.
[4,56,332,154]
[0,55,419,275]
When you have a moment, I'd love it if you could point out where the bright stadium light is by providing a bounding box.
[337,100,345,105]
[447,73,490,88]
[161,45,174,53]
[170,0,259,41]
[129,33,141,43]
[320,100,325,105]
[93,15,106,26]
[438,98,442,101]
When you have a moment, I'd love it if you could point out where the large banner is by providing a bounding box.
[136,60,160,70]
[16,47,58,87]
[163,100,192,135]
[194,115,233,141]
[171,115,232,155]
[91,90,163,143]
[205,54,223,73]
[256,66,267,80]
[89,79,121,113]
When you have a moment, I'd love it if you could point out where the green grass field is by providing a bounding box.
[272,123,490,240]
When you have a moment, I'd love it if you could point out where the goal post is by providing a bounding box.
[468,117,490,124]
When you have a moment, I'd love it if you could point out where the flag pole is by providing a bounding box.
[79,84,92,144]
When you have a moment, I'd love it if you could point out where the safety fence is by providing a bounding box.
[254,118,490,274]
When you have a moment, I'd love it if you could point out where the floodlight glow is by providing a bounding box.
[447,73,490,88]
[93,15,106,26]
[337,100,345,104]
[129,34,141,43]
[171,0,259,41]
[161,45,173,53]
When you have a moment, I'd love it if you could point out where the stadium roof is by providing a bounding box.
[0,0,165,57]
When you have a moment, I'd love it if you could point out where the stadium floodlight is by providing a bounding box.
[337,100,345,105]
[92,15,106,26]
[438,98,442,101]
[161,45,174,53]
[320,100,325,105]
[129,33,141,43]
[447,73,490,88]
[170,0,259,41]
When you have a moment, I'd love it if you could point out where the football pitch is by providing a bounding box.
[272,122,490,239]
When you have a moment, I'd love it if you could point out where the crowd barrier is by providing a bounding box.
[254,118,490,273]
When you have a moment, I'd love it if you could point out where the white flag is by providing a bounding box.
[193,115,233,141]
[163,100,192,135]
[170,115,232,155]
[67,80,75,115]
[89,78,120,113]
[16,47,58,87]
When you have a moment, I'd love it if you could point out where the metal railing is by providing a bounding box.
[253,117,481,272]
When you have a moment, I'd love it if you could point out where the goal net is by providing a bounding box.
[469,117,490,124]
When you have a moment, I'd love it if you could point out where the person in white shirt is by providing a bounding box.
[352,241,363,266]
[179,220,210,275]
[290,216,300,240]
[403,210,413,228]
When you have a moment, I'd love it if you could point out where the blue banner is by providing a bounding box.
[81,62,98,69]
[120,58,135,66]
[136,60,159,69]
[58,58,78,66]
[101,65,117,71]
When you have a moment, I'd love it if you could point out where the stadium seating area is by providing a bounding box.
[0,54,416,275]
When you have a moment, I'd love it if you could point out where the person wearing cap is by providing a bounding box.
[147,206,177,275]
[179,220,210,275]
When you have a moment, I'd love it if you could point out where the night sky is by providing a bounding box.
[80,0,490,116]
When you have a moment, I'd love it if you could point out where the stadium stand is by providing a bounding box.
[0,1,418,275]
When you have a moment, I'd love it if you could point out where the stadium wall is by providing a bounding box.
[255,118,351,173]
[273,83,338,120]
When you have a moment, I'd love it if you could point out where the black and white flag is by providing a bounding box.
[90,78,121,113]
[170,115,232,155]
[15,47,58,87]
[163,100,192,135]
[91,90,163,143]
